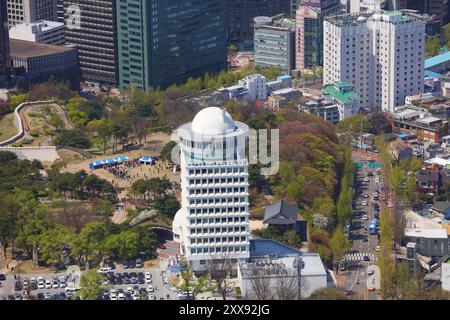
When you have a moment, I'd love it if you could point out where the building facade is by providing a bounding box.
[9,20,64,44]
[117,0,227,90]
[254,15,296,73]
[228,0,291,46]
[0,0,10,87]
[9,39,79,86]
[394,0,450,25]
[295,0,341,72]
[173,107,251,272]
[64,0,118,86]
[323,11,425,112]
[7,0,58,27]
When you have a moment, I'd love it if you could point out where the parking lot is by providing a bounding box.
[0,265,179,300]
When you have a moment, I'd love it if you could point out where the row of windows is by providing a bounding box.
[191,236,246,244]
[189,187,246,195]
[189,177,246,185]
[189,206,247,215]
[190,216,246,225]
[188,167,245,175]
[189,197,247,205]
[190,246,247,254]
[190,226,246,234]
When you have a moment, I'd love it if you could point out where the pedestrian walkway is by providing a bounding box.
[342,252,377,262]
[0,260,19,275]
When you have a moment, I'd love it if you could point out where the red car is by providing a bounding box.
[158,244,166,250]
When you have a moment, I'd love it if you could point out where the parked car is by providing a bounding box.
[135,258,143,268]
[363,255,370,261]
[375,245,380,252]
[362,215,368,220]
[0,274,6,281]
[148,285,154,293]
[44,292,52,300]
[45,279,52,289]
[362,201,368,206]
[123,261,129,269]
[37,293,45,300]
[14,294,22,300]
[98,267,112,274]
[148,294,156,300]
[52,279,60,289]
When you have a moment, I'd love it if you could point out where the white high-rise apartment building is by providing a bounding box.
[173,107,250,272]
[323,11,425,113]
[7,0,57,27]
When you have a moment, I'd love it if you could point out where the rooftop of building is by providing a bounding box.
[425,51,450,69]
[10,20,64,32]
[431,201,450,212]
[323,82,358,104]
[263,200,298,225]
[9,39,74,59]
[325,10,417,27]
[404,228,448,239]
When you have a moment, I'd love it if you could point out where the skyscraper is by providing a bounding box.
[173,107,251,272]
[295,0,341,73]
[64,0,118,86]
[228,0,291,46]
[116,0,227,90]
[323,11,425,112]
[0,0,10,87]
[6,0,58,27]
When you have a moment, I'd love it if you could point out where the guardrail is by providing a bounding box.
[0,100,59,146]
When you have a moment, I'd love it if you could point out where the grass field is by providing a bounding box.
[0,113,17,142]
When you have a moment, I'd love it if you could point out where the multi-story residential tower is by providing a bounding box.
[228,0,291,47]
[295,0,341,72]
[173,107,251,272]
[116,0,227,90]
[254,15,296,73]
[64,0,118,86]
[323,11,425,113]
[0,0,10,86]
[7,0,58,27]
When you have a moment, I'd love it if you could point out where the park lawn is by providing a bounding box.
[13,260,56,275]
[0,113,17,142]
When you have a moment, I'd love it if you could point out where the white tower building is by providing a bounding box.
[173,107,251,272]
[323,11,425,113]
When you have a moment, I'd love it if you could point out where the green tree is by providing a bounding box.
[102,230,141,260]
[378,208,395,299]
[76,269,108,300]
[177,264,215,300]
[160,141,177,163]
[286,175,305,207]
[152,194,181,218]
[38,225,76,266]
[307,287,349,300]
[425,36,440,58]
[282,230,301,248]
[329,227,350,269]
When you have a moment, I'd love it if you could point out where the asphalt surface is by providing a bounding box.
[339,151,382,300]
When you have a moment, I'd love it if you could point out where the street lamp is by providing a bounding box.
[293,256,305,300]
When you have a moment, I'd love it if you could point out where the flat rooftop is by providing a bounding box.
[323,83,358,104]
[404,228,448,239]
[425,51,450,69]
[9,39,75,59]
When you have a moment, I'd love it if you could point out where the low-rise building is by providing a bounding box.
[9,39,79,87]
[237,239,327,299]
[267,74,292,93]
[416,169,439,194]
[405,92,435,106]
[430,201,450,220]
[391,106,449,144]
[216,74,268,102]
[263,200,307,241]
[322,82,360,119]
[9,20,64,45]
[404,228,449,258]
[300,96,340,124]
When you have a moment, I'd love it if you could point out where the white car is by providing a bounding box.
[126,287,133,293]
[363,193,369,198]
[375,245,380,252]
[118,292,125,300]
[144,271,152,278]
[148,285,154,293]
[45,280,52,289]
[38,280,45,289]
[98,267,112,274]
[110,289,117,301]
[148,293,156,300]
[364,177,370,182]
[362,201,368,206]
[362,215,368,220]
[133,291,140,300]
[52,280,59,289]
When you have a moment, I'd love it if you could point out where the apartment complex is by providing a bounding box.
[0,0,10,86]
[9,20,64,44]
[254,15,296,73]
[64,0,118,86]
[296,0,341,73]
[228,0,291,46]
[173,107,251,272]
[323,11,425,112]
[116,0,227,90]
[7,0,57,27]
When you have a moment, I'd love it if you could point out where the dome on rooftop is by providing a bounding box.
[191,107,235,135]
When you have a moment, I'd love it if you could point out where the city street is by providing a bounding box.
[337,150,382,300]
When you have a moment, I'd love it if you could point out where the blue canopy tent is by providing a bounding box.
[139,156,156,165]
[89,156,129,170]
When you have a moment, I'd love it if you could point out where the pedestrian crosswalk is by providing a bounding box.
[342,252,377,262]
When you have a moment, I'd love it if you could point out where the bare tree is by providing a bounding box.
[247,266,273,300]
[206,254,235,300]
[273,266,297,300]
